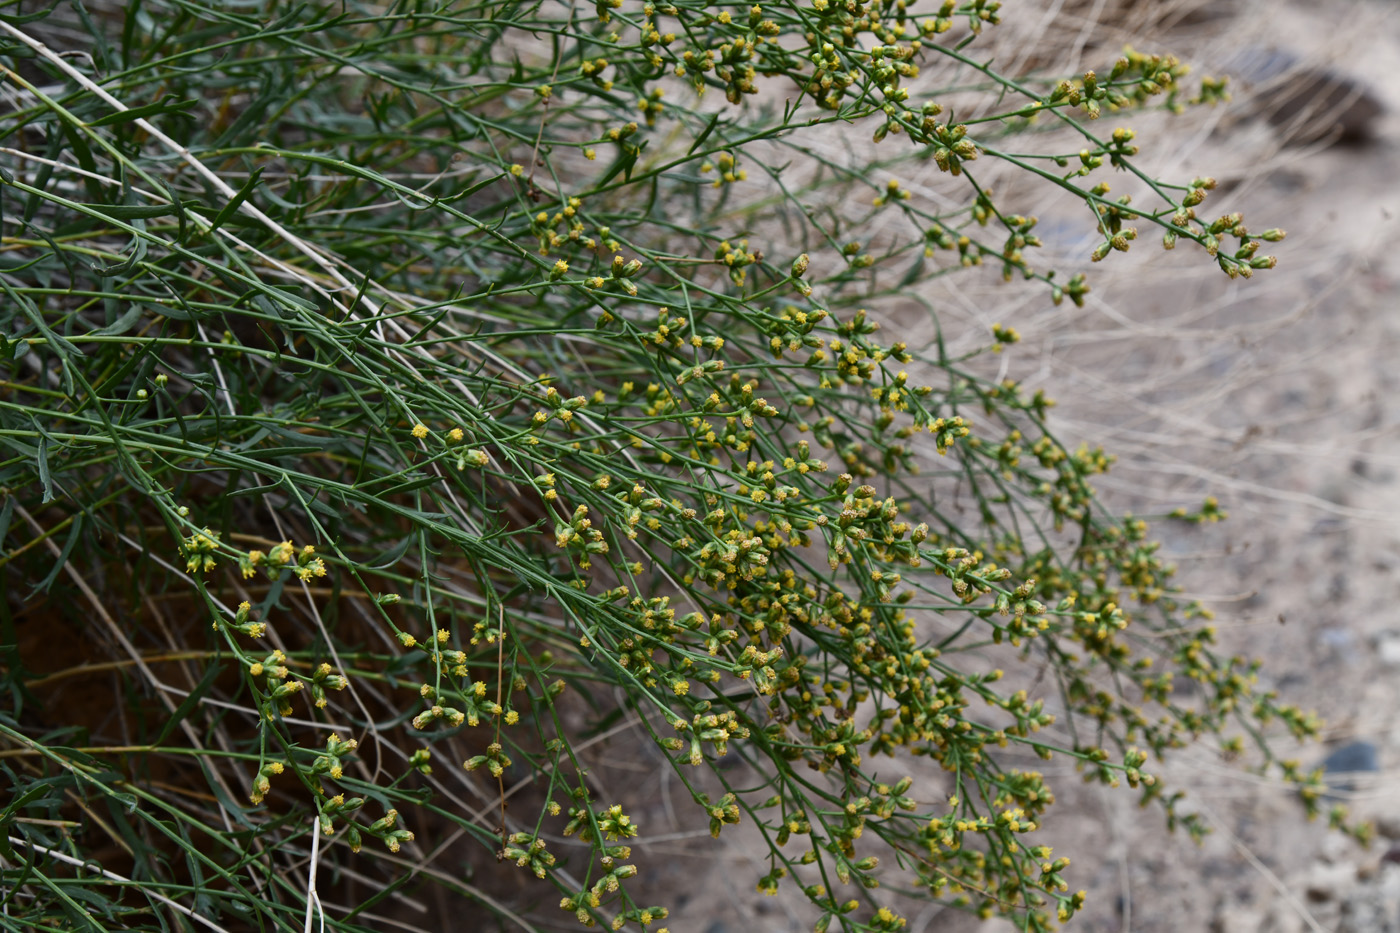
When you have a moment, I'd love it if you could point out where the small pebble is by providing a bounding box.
[1317,740,1380,801]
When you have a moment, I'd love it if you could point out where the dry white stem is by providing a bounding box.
[303,816,325,933]
[7,836,231,933]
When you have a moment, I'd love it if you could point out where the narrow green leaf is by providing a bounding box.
[88,304,144,337]
[34,514,82,594]
[36,435,54,503]
[207,166,262,236]
[73,202,180,221]
[687,111,723,155]
[86,97,198,128]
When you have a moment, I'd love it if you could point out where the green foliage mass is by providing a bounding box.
[0,1,1342,931]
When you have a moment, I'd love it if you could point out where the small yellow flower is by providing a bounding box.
[411,423,429,439]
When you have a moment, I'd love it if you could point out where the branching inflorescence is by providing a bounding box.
[0,1,1347,931]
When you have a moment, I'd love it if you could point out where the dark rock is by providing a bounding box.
[1318,740,1380,800]
[1322,741,1380,775]
[1226,46,1384,145]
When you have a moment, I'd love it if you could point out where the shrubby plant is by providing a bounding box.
[0,0,1352,930]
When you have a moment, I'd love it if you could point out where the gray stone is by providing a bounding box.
[1319,740,1381,800]
[1375,631,1400,667]
[1261,899,1307,933]
[1336,863,1400,933]
[1226,46,1383,145]
[1304,861,1359,902]
[1213,904,1265,933]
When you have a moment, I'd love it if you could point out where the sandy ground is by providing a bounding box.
[1012,3,1400,930]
